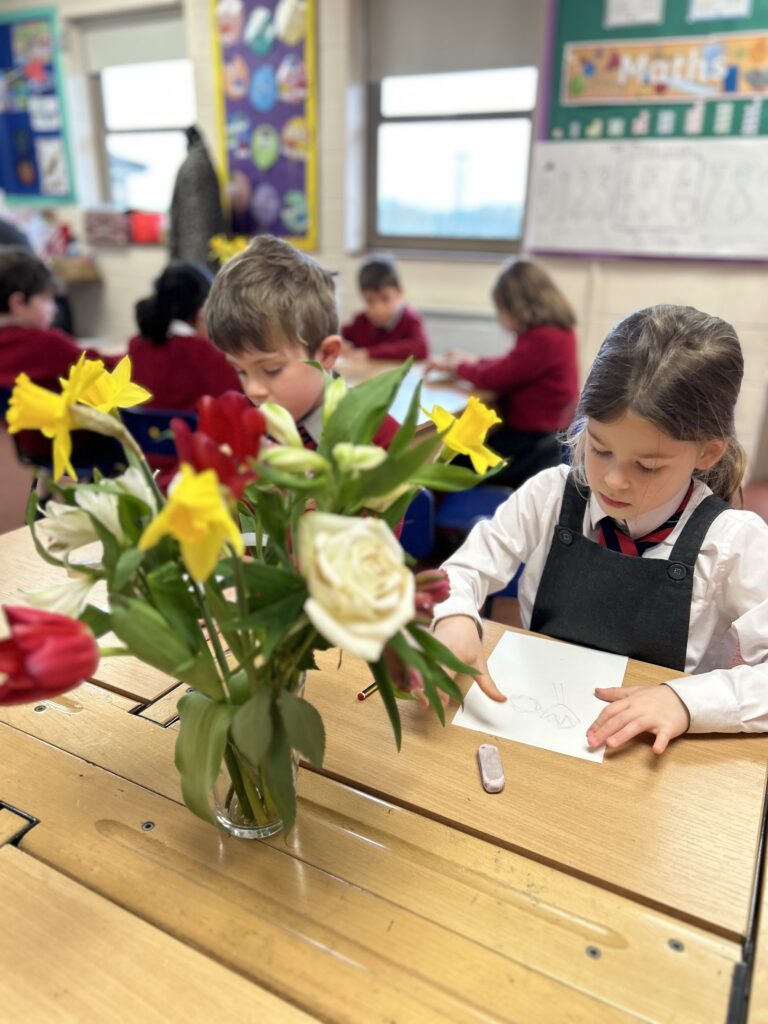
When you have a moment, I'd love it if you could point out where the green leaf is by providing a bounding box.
[279,690,325,766]
[175,692,235,824]
[112,546,145,590]
[407,624,476,676]
[320,360,412,452]
[370,659,402,751]
[263,710,297,832]
[231,689,272,767]
[79,603,112,638]
[349,431,443,506]
[110,597,222,699]
[145,563,203,652]
[411,461,503,491]
[230,591,307,660]
[385,378,422,458]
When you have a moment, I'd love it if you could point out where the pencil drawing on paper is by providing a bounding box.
[507,681,580,730]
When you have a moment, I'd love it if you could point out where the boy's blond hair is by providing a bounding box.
[205,235,339,356]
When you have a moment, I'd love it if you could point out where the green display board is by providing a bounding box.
[545,0,768,143]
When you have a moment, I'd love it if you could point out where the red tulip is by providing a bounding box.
[413,569,451,622]
[197,392,266,463]
[0,606,99,705]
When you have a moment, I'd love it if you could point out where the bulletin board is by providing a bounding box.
[0,7,75,205]
[525,0,768,258]
[211,0,317,250]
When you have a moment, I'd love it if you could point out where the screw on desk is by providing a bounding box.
[33,705,46,713]
[668,938,685,952]
[141,821,156,832]
[585,945,602,959]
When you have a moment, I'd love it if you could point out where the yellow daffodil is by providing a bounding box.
[67,355,152,412]
[138,465,244,582]
[424,396,503,475]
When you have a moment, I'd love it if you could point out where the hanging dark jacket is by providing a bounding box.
[168,131,226,267]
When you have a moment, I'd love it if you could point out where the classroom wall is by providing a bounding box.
[7,0,768,477]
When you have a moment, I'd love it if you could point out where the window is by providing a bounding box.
[98,59,196,211]
[369,67,538,252]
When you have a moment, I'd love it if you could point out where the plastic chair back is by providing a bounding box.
[401,488,435,559]
[122,406,197,458]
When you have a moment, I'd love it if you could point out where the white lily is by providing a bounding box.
[112,466,158,512]
[75,488,124,541]
[261,402,303,447]
[260,446,330,474]
[37,503,99,557]
[322,376,348,425]
[22,574,97,617]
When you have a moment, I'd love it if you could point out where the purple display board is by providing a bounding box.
[212,0,317,249]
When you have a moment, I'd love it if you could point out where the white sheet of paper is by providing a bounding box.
[452,631,628,763]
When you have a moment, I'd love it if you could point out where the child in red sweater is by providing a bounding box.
[341,257,429,362]
[426,259,578,489]
[129,261,240,410]
[0,247,120,390]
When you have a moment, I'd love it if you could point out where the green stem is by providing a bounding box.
[98,646,131,657]
[231,557,257,689]
[192,582,230,696]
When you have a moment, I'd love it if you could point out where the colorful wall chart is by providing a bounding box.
[212,0,316,249]
[0,7,75,204]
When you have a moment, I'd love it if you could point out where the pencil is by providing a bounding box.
[357,682,379,701]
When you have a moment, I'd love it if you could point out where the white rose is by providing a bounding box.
[298,512,414,661]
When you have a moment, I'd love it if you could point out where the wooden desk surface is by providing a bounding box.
[1,524,766,1020]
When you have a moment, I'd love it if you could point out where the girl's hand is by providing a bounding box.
[586,685,691,754]
[423,351,472,381]
[433,615,507,703]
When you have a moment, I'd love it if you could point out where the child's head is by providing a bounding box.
[135,261,213,345]
[358,257,403,329]
[491,259,576,334]
[569,305,745,511]
[205,235,341,421]
[0,247,56,330]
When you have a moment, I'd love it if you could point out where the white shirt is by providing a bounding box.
[167,318,196,337]
[435,465,768,734]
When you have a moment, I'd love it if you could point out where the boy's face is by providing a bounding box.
[362,286,402,328]
[8,290,56,330]
[226,335,340,422]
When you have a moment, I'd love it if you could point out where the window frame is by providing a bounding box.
[366,79,535,255]
[89,59,195,210]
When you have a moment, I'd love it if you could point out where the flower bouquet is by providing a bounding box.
[1,354,502,837]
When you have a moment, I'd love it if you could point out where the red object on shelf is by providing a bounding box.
[129,211,166,245]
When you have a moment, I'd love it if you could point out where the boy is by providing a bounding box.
[0,248,119,390]
[204,235,398,448]
[341,257,429,361]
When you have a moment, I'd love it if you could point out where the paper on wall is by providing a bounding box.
[452,631,628,763]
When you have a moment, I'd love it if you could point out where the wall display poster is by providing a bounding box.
[526,0,768,258]
[212,0,316,249]
[0,7,75,204]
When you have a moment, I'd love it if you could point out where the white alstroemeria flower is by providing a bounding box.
[23,574,97,618]
[37,502,99,557]
[298,512,414,662]
[260,447,329,474]
[362,482,412,513]
[75,488,124,542]
[113,466,158,511]
[261,402,303,447]
[332,442,386,477]
[322,376,348,425]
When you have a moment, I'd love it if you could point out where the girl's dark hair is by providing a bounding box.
[135,261,213,346]
[491,259,576,331]
[567,305,746,502]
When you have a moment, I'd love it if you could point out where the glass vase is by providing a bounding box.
[213,673,304,840]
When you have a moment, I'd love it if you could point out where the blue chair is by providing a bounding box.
[121,406,197,459]
[435,485,513,533]
[400,488,435,559]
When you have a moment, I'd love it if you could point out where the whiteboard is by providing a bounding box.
[525,138,768,259]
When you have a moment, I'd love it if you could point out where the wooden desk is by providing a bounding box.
[1,525,766,1022]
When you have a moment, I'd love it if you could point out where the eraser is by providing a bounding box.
[477,743,505,794]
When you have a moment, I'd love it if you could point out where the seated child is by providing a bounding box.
[433,305,768,751]
[129,261,240,409]
[205,235,397,449]
[0,247,120,390]
[341,257,429,362]
[426,259,578,489]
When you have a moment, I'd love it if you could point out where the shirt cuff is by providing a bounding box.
[664,673,744,733]
[431,597,483,637]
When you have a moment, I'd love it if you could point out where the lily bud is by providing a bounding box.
[260,446,330,474]
[261,403,303,448]
[332,442,386,477]
[0,606,99,705]
[322,376,348,425]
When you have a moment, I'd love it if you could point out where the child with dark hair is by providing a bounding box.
[129,261,239,409]
[341,256,429,361]
[0,247,119,389]
[426,258,579,489]
[433,305,768,751]
[206,235,397,449]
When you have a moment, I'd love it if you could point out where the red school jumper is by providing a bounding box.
[341,306,430,361]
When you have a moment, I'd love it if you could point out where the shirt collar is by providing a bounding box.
[168,318,196,337]
[587,479,694,539]
[297,403,324,443]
